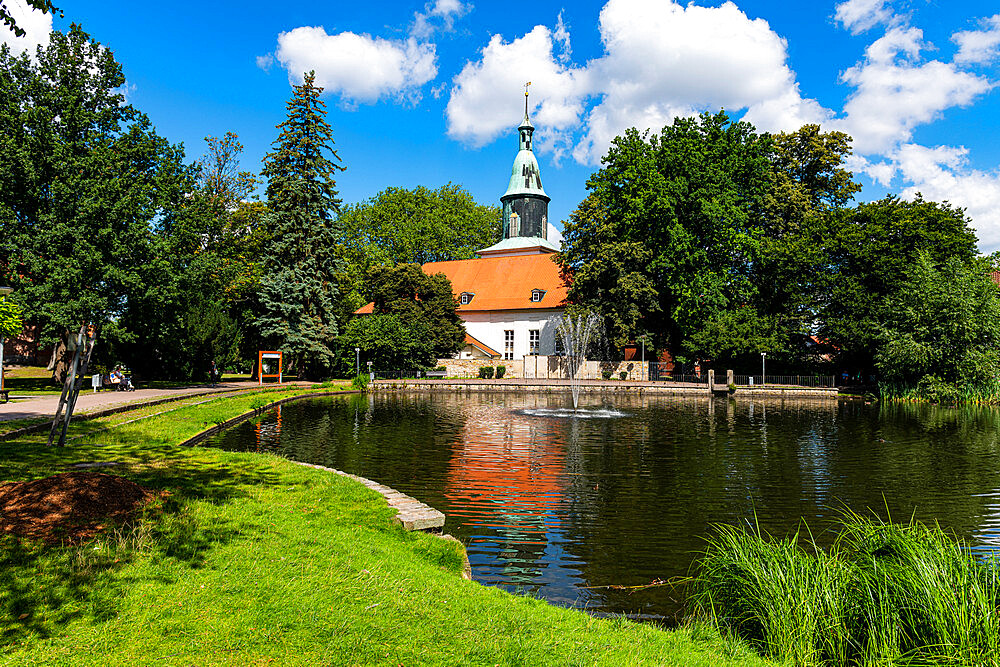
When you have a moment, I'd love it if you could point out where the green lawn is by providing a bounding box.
[2,365,60,394]
[0,388,775,666]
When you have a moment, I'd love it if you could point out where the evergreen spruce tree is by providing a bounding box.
[258,71,345,379]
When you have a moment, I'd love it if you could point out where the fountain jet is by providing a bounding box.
[557,313,602,409]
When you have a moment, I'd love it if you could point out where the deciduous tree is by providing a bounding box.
[337,184,500,309]
[559,111,772,358]
[367,263,464,362]
[876,253,1000,396]
[819,195,978,377]
[0,26,189,377]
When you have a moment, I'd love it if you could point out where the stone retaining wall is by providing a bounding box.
[437,357,652,381]
[439,358,524,379]
[374,379,838,398]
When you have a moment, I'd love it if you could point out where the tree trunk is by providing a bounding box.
[48,330,74,384]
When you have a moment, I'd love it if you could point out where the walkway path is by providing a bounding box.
[0,382,280,422]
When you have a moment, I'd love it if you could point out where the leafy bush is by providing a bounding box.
[351,373,370,391]
[618,371,628,381]
[915,374,959,404]
[478,366,494,379]
[496,365,506,379]
[876,253,1000,400]
[601,370,613,380]
[249,395,269,411]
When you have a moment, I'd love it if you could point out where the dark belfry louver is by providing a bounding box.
[500,85,551,241]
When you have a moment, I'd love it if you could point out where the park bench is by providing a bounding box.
[0,389,9,403]
[424,370,447,378]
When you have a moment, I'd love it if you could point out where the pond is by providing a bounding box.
[200,391,1000,623]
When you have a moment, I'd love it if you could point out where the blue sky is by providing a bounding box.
[4,0,1000,249]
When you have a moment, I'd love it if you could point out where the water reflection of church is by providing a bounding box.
[444,396,573,588]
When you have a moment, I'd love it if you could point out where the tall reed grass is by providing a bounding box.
[690,512,1000,666]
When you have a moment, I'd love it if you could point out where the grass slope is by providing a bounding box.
[1,388,773,666]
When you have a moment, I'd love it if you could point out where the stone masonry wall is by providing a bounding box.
[439,357,650,381]
[439,358,524,379]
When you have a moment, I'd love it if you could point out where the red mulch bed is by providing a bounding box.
[0,471,156,544]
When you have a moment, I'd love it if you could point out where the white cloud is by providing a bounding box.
[448,0,829,165]
[255,53,274,71]
[445,1,1000,251]
[579,0,830,163]
[446,25,590,149]
[833,0,895,35]
[552,11,571,64]
[273,27,437,104]
[836,27,993,154]
[892,143,1000,251]
[1,0,52,56]
[412,0,470,39]
[547,222,564,248]
[953,14,1000,65]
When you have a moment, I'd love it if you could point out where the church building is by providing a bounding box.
[357,91,569,372]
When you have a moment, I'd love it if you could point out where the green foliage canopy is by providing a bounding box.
[560,111,773,355]
[339,313,431,373]
[337,184,500,308]
[818,195,978,376]
[344,263,464,371]
[875,253,1000,393]
[0,26,189,348]
[0,297,22,340]
[369,263,465,361]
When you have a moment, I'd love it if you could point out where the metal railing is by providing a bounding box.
[732,374,837,387]
[374,366,838,387]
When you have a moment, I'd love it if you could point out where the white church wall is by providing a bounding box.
[460,309,564,362]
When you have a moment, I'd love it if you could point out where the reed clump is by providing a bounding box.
[690,513,1000,666]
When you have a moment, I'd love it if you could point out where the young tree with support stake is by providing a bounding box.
[257,71,346,380]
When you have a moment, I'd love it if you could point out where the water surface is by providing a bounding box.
[201,391,1000,622]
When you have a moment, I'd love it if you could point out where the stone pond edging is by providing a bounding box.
[175,390,469,578]
[176,390,450,534]
[372,378,840,398]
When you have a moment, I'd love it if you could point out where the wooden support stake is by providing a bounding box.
[47,324,96,447]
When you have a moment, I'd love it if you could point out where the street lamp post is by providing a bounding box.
[354,347,360,376]
[639,334,646,382]
[366,360,373,382]
[761,352,767,386]
[0,286,12,394]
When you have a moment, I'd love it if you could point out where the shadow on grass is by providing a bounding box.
[2,377,59,391]
[0,436,281,645]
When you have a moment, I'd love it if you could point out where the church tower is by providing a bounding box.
[479,85,559,258]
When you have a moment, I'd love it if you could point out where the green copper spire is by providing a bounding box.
[501,83,549,240]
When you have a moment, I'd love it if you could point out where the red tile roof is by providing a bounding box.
[465,333,500,357]
[991,271,1000,286]
[355,253,569,315]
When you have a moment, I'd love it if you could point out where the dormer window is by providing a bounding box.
[530,289,546,303]
[460,292,475,305]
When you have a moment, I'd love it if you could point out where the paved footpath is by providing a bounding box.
[0,382,279,422]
